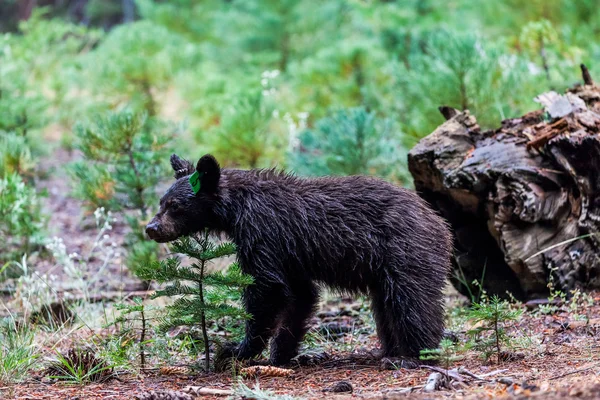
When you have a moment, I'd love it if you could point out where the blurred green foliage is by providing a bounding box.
[69,110,176,270]
[2,0,595,174]
[289,107,409,183]
[69,111,173,214]
[0,0,599,263]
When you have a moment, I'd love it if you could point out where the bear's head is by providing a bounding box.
[145,154,221,243]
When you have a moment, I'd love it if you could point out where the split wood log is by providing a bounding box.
[408,64,600,299]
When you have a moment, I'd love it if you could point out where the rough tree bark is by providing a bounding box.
[409,65,600,300]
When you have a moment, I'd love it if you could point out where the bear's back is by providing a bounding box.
[221,169,451,288]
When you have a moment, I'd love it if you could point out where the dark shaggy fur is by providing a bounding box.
[146,154,453,366]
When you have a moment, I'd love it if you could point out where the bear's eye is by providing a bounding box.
[168,201,180,212]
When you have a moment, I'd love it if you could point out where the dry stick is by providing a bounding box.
[389,385,425,394]
[140,307,147,370]
[419,366,464,382]
[494,302,501,365]
[458,367,509,381]
[198,232,211,372]
[525,233,599,262]
[548,362,600,381]
[423,372,443,393]
[420,365,511,384]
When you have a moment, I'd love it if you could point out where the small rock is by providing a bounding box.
[423,372,443,392]
[442,329,460,343]
[323,381,353,393]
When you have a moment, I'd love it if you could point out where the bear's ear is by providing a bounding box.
[170,154,195,179]
[195,154,221,194]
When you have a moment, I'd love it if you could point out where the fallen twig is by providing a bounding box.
[497,377,514,386]
[458,367,509,381]
[548,362,600,381]
[524,298,563,310]
[386,385,425,394]
[419,365,464,382]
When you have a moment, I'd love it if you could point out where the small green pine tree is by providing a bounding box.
[106,297,155,369]
[466,296,522,364]
[135,232,253,371]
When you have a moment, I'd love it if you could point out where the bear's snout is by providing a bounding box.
[145,221,160,240]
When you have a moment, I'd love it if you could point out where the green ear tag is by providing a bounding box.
[189,171,203,194]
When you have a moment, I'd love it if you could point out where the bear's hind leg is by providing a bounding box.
[269,282,319,366]
[370,289,400,358]
[371,270,445,364]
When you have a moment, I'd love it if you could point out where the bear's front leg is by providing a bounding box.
[269,282,319,366]
[214,281,288,369]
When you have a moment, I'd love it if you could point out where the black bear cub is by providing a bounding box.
[146,154,452,367]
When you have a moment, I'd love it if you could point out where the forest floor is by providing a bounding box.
[3,292,600,400]
[1,146,600,400]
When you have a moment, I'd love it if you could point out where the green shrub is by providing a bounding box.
[70,111,172,214]
[1,11,102,133]
[104,297,155,370]
[0,173,45,265]
[209,90,282,168]
[0,133,36,180]
[69,110,175,271]
[420,338,463,383]
[46,348,113,384]
[394,31,545,145]
[0,41,47,141]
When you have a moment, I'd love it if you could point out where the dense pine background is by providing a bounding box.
[2,0,599,182]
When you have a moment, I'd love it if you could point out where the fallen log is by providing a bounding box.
[409,64,600,300]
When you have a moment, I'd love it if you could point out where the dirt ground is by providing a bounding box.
[1,147,599,400]
[3,293,600,400]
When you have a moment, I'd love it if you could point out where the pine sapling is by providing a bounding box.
[135,231,253,372]
[106,297,155,369]
[289,107,408,183]
[466,296,522,364]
